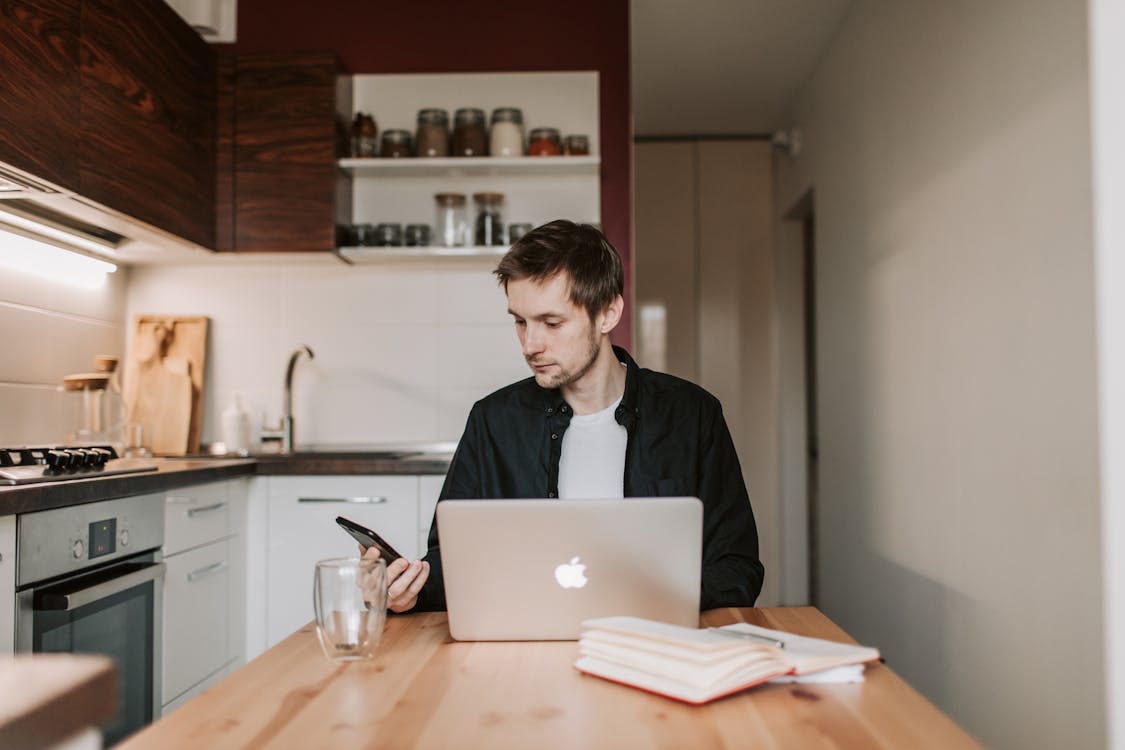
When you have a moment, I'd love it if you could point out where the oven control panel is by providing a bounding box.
[16,493,164,586]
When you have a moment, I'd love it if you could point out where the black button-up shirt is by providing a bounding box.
[415,346,765,611]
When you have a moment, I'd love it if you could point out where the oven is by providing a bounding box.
[15,493,165,747]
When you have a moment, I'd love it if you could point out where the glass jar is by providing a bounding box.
[380,129,413,158]
[374,223,403,246]
[508,222,533,243]
[451,108,487,157]
[351,113,378,158]
[415,108,450,157]
[528,127,562,156]
[564,134,590,156]
[354,223,377,246]
[435,193,468,247]
[404,224,432,247]
[473,192,505,246]
[489,107,524,157]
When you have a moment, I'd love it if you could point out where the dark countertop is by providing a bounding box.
[0,448,452,516]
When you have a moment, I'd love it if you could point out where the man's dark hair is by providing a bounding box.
[493,220,624,320]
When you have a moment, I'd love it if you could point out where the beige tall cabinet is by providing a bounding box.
[633,139,783,606]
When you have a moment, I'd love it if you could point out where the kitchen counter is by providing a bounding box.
[0,654,115,749]
[0,447,453,516]
[116,607,980,750]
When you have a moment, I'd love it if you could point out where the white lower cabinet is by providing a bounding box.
[0,514,14,654]
[264,475,420,648]
[161,478,248,712]
[418,475,444,556]
[163,539,231,701]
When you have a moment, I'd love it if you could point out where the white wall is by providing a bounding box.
[1090,1,1125,747]
[0,246,129,445]
[775,1,1103,747]
[125,258,527,448]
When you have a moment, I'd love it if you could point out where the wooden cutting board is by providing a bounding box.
[123,316,209,455]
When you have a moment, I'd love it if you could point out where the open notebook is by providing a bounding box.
[574,616,881,704]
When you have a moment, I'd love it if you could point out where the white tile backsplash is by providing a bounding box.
[126,260,523,446]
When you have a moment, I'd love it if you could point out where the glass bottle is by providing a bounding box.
[564,134,590,156]
[528,127,562,156]
[435,193,468,246]
[489,108,524,157]
[415,108,450,157]
[473,192,506,246]
[351,113,378,158]
[451,108,487,157]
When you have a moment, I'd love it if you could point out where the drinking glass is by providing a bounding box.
[313,557,387,661]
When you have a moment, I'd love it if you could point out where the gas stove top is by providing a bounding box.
[0,445,159,486]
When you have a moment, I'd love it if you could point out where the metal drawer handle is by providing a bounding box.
[297,496,387,504]
[187,560,229,583]
[166,496,196,504]
[37,562,166,612]
[186,502,227,518]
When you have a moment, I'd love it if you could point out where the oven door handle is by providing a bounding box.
[37,562,167,612]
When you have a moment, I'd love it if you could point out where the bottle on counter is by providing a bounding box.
[221,394,251,456]
[435,193,469,246]
[351,113,378,158]
[451,108,487,157]
[528,127,562,156]
[380,129,413,158]
[473,192,506,246]
[489,107,524,157]
[415,108,450,157]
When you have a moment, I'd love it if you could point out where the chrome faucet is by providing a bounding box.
[262,345,314,453]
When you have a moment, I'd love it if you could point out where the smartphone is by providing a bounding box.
[335,515,403,564]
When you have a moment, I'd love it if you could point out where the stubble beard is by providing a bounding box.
[530,329,602,390]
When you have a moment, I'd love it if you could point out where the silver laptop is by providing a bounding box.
[437,497,702,641]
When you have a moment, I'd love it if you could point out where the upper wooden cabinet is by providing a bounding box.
[217,52,352,252]
[0,0,82,192]
[79,0,216,249]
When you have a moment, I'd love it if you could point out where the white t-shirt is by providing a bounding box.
[558,394,628,499]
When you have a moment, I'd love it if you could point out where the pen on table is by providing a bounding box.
[707,627,786,649]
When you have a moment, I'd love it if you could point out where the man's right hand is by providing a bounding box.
[360,545,430,613]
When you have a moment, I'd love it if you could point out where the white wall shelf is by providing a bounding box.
[338,245,507,263]
[339,156,600,178]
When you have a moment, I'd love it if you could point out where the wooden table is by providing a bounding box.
[118,608,980,749]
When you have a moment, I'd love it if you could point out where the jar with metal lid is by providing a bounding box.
[508,223,533,243]
[351,113,378,158]
[415,108,450,157]
[435,193,469,246]
[473,192,505,246]
[528,127,562,156]
[564,134,590,156]
[374,223,403,246]
[404,224,432,247]
[451,108,487,157]
[354,223,377,246]
[489,108,524,157]
[380,129,413,158]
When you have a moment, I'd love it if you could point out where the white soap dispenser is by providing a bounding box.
[222,393,251,456]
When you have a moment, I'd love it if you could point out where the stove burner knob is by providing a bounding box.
[72,449,95,467]
[119,529,129,547]
[45,450,70,472]
[72,539,85,559]
[90,448,113,467]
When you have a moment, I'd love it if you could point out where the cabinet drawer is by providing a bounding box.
[165,482,230,555]
[163,540,231,703]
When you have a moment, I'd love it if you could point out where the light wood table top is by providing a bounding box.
[0,654,115,749]
[119,607,980,749]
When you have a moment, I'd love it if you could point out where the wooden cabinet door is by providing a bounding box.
[79,0,215,248]
[0,0,81,191]
[224,53,352,252]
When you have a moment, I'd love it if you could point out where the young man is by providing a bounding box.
[365,220,764,612]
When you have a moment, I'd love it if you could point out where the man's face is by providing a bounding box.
[506,273,601,390]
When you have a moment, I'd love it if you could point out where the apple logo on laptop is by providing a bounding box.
[554,556,588,589]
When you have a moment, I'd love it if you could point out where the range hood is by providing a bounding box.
[0,163,214,264]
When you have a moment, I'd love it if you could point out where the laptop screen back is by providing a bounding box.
[436,497,702,641]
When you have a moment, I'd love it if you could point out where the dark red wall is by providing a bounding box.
[223,0,633,345]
